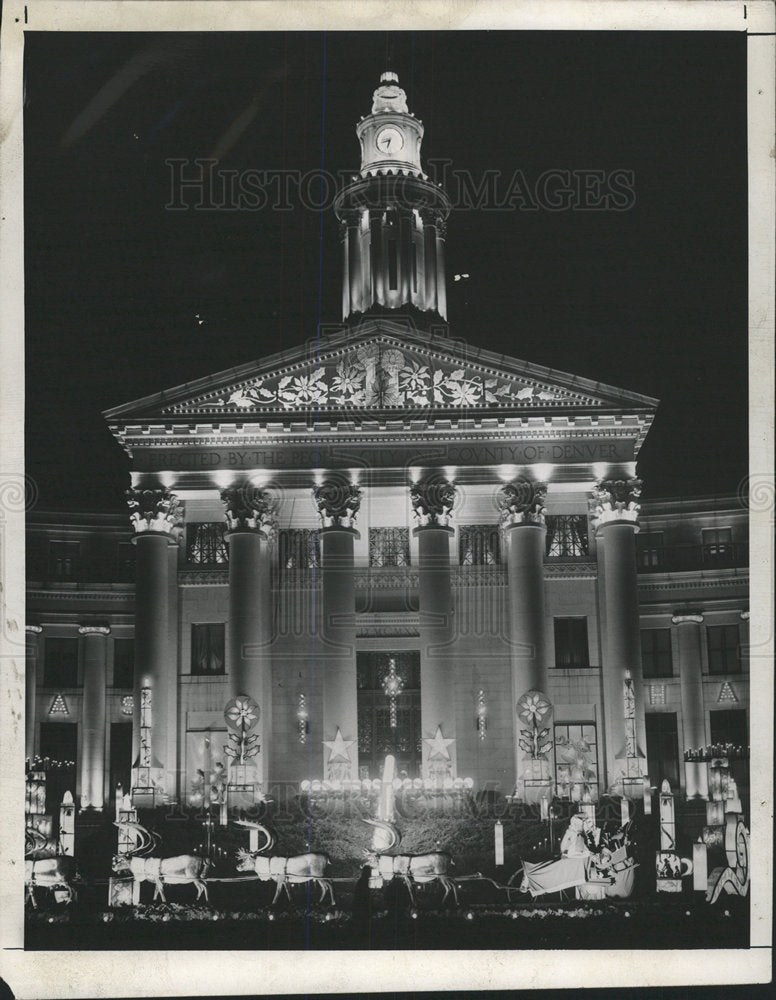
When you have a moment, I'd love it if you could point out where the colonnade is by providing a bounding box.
[69,475,649,807]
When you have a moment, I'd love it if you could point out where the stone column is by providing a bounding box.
[25,625,42,762]
[673,612,708,799]
[497,482,552,801]
[345,213,363,317]
[127,487,182,804]
[411,477,457,779]
[222,486,276,797]
[434,217,448,320]
[422,211,438,313]
[315,479,361,781]
[78,625,110,810]
[590,479,647,797]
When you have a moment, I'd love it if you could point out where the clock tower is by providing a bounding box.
[334,71,452,322]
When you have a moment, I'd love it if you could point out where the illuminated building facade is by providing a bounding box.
[25,72,749,813]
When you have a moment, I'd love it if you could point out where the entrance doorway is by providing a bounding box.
[38,722,77,832]
[645,712,680,789]
[357,651,421,779]
[110,722,132,805]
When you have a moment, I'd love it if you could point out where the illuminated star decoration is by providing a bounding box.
[323,728,355,763]
[424,726,455,761]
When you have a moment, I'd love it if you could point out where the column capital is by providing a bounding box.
[126,487,182,535]
[496,481,547,528]
[78,625,111,636]
[25,624,42,634]
[314,478,362,529]
[671,613,704,625]
[221,485,277,535]
[410,476,456,527]
[589,477,642,531]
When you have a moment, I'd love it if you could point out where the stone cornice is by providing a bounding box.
[638,575,749,593]
[27,588,135,603]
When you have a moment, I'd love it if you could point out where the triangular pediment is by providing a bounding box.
[105,320,658,422]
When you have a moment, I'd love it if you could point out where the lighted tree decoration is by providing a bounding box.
[382,657,404,728]
[517,690,553,759]
[223,695,261,764]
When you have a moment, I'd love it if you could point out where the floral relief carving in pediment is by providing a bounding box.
[162,340,602,415]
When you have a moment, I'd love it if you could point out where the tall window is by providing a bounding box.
[190,624,225,676]
[707,624,741,674]
[554,723,598,801]
[701,527,733,565]
[113,638,134,688]
[459,524,500,565]
[278,529,319,575]
[187,523,228,565]
[553,617,590,668]
[636,531,665,569]
[369,527,410,567]
[641,629,673,678]
[44,637,79,687]
[48,541,80,580]
[709,708,748,747]
[116,542,135,582]
[545,515,589,558]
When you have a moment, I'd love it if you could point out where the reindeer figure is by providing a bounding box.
[112,821,211,903]
[361,819,459,906]
[234,822,335,906]
[25,828,76,908]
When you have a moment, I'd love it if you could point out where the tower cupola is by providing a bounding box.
[334,71,451,323]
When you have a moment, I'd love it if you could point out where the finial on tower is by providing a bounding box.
[372,72,408,114]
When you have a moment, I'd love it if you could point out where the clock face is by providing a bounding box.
[375,126,404,155]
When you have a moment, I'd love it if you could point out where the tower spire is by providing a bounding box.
[333,70,451,323]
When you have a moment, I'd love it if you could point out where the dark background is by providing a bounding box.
[24,31,748,512]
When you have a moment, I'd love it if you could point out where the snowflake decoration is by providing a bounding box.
[224,695,260,732]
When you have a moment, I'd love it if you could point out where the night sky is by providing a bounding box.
[23,31,748,513]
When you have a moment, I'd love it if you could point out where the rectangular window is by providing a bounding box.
[702,527,733,566]
[48,541,80,580]
[369,527,411,567]
[190,624,225,676]
[459,524,501,566]
[707,624,741,675]
[116,542,135,582]
[44,637,79,687]
[636,531,665,569]
[278,529,319,574]
[545,515,589,558]
[641,629,673,678]
[113,638,134,688]
[186,523,228,565]
[554,723,598,801]
[554,617,590,668]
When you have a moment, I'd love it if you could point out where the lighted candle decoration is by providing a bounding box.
[693,839,708,892]
[494,820,504,866]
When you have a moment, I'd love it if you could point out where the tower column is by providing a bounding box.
[127,487,182,805]
[25,625,43,762]
[591,479,647,798]
[497,482,552,801]
[315,480,361,780]
[422,212,438,313]
[434,217,448,320]
[222,487,276,796]
[673,613,709,798]
[78,625,110,810]
[346,213,363,316]
[411,478,457,779]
